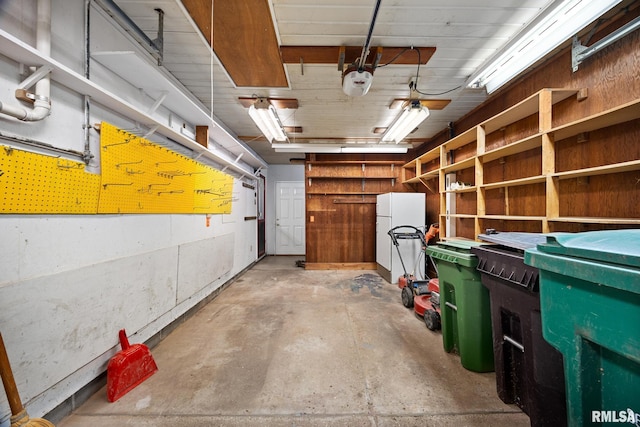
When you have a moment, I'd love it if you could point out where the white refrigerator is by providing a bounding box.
[376,192,426,284]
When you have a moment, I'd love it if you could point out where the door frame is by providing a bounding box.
[275,180,305,255]
[257,173,266,258]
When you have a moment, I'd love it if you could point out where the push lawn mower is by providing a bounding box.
[388,224,442,331]
[415,278,441,331]
[388,224,439,309]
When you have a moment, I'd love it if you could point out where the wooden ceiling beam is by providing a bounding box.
[182,0,288,88]
[238,97,299,109]
[389,99,451,110]
[281,46,436,66]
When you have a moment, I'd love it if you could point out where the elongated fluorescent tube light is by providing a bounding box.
[271,143,410,153]
[341,145,409,153]
[467,0,622,93]
[381,101,429,143]
[272,144,341,153]
[248,98,287,142]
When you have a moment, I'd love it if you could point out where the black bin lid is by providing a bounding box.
[474,232,546,291]
[477,231,546,250]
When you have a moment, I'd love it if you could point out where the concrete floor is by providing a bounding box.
[59,256,530,427]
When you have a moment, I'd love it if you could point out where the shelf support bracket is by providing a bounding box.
[148,91,168,115]
[18,65,53,91]
[419,177,436,194]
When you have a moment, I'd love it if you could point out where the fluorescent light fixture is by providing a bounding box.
[341,145,409,153]
[248,98,287,142]
[381,101,430,143]
[271,143,410,154]
[467,0,622,93]
[272,144,341,153]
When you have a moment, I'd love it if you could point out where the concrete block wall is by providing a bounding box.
[0,1,259,424]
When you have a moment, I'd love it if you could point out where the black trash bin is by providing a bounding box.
[472,232,566,427]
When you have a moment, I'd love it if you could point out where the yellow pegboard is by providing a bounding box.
[98,122,233,214]
[0,123,234,215]
[0,145,100,214]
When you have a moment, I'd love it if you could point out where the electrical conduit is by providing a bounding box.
[0,0,52,121]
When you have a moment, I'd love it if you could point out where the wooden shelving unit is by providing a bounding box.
[402,88,640,240]
[304,155,410,268]
[401,146,440,193]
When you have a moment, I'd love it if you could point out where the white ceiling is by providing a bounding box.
[113,0,557,165]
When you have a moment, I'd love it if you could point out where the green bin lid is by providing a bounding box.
[425,239,483,268]
[435,239,485,251]
[535,230,640,268]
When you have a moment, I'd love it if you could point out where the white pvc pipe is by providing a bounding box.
[0,0,52,121]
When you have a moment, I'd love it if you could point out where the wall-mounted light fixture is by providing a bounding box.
[467,0,622,93]
[271,143,411,154]
[248,98,287,142]
[381,100,429,143]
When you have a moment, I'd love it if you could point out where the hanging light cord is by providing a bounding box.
[378,46,462,96]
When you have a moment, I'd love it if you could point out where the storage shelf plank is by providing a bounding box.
[307,191,384,195]
[308,160,405,165]
[332,199,376,204]
[553,159,640,180]
[482,89,577,134]
[418,169,440,179]
[444,186,477,193]
[481,134,543,163]
[481,175,546,189]
[550,217,640,225]
[306,175,398,179]
[439,213,477,219]
[415,146,441,163]
[479,215,546,221]
[441,156,476,173]
[442,127,477,151]
[551,98,640,141]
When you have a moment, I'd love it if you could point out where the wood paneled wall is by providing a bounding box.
[304,154,423,268]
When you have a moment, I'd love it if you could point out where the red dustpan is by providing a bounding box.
[107,329,158,402]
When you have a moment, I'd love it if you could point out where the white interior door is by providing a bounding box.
[275,181,305,255]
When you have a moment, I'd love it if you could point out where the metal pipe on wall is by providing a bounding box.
[93,0,164,64]
[0,0,52,122]
[83,0,94,164]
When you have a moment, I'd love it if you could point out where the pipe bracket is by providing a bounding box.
[15,89,51,105]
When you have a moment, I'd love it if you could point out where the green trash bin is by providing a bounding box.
[524,230,640,427]
[425,240,494,373]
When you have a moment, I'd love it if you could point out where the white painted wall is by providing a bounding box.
[0,2,258,425]
[264,164,305,255]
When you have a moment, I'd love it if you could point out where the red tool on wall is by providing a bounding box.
[106,329,158,402]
